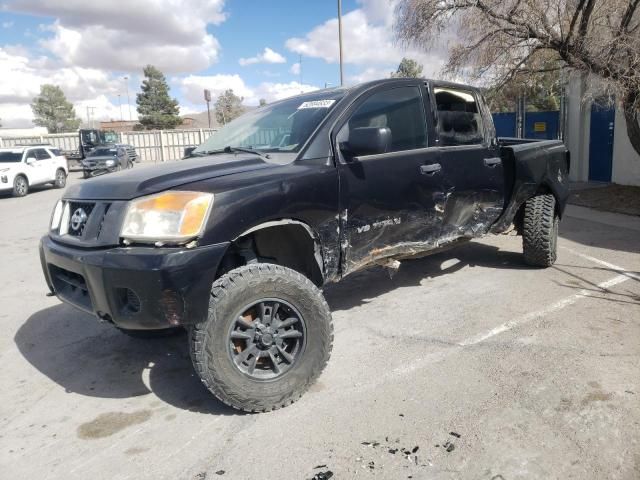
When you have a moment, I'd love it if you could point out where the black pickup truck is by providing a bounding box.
[40,79,569,412]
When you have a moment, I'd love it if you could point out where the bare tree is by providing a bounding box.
[395,0,640,155]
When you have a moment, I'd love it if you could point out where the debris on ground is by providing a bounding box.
[443,441,455,453]
[313,464,327,469]
[215,470,225,476]
[449,432,461,438]
[309,471,334,480]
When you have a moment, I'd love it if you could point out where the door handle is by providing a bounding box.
[484,157,502,168]
[420,163,442,175]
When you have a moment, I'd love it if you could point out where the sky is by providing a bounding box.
[0,0,449,128]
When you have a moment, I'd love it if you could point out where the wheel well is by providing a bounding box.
[216,224,324,286]
[15,174,28,184]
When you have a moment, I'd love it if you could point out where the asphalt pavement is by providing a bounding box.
[1,173,638,480]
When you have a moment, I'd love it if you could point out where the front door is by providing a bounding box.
[335,83,445,275]
[589,104,615,182]
[429,85,505,238]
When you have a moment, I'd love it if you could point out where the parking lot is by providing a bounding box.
[1,173,639,480]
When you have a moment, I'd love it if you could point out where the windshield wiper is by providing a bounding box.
[191,146,270,159]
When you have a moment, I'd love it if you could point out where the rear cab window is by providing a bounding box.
[433,87,485,146]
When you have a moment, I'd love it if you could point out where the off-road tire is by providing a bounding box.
[190,263,333,413]
[522,193,558,267]
[13,175,28,197]
[54,169,67,188]
[118,327,184,338]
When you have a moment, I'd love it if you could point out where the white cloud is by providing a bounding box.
[290,62,301,75]
[2,21,14,28]
[6,0,227,73]
[285,0,447,77]
[347,67,391,84]
[239,47,286,66]
[179,75,317,107]
[0,47,128,127]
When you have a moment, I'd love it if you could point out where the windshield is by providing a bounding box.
[90,147,117,157]
[0,151,23,163]
[193,90,344,157]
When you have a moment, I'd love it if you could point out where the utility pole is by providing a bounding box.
[124,76,132,121]
[204,89,212,128]
[118,94,123,121]
[86,106,96,128]
[338,0,344,86]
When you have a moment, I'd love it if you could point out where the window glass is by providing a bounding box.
[32,148,52,160]
[49,148,62,156]
[340,86,427,153]
[434,88,484,146]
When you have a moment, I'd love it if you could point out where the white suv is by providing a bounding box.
[0,145,68,197]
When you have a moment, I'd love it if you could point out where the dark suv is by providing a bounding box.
[40,79,569,412]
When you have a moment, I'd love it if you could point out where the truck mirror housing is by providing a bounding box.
[25,157,36,165]
[184,146,197,158]
[341,127,392,157]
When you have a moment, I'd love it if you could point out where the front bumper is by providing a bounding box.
[40,236,229,330]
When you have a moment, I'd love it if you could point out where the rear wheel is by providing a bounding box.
[522,193,558,267]
[13,175,28,197]
[54,169,67,188]
[190,264,333,412]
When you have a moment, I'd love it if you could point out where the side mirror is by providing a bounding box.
[340,127,391,157]
[183,146,196,158]
[26,157,36,165]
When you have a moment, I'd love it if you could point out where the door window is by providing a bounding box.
[433,88,484,146]
[33,148,52,161]
[339,86,427,153]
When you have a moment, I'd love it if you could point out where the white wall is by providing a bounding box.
[564,74,640,186]
[564,75,590,182]
[611,109,640,186]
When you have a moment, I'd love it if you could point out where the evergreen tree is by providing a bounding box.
[136,65,182,130]
[30,85,81,133]
[391,58,423,78]
[215,89,245,125]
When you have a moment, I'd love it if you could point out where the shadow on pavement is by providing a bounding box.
[14,304,237,416]
[325,241,529,312]
[559,216,640,255]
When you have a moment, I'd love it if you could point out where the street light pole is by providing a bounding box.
[338,0,344,86]
[118,94,123,121]
[124,76,132,121]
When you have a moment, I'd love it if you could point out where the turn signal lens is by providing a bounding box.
[121,191,213,243]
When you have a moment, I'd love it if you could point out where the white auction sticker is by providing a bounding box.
[297,99,336,109]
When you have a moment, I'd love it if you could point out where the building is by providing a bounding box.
[565,75,640,186]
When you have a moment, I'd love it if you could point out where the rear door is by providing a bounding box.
[34,148,57,182]
[334,82,446,274]
[428,85,506,238]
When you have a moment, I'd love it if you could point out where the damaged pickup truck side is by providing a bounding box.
[40,78,569,412]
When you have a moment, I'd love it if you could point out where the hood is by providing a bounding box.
[65,154,273,200]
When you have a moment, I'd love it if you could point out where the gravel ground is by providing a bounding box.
[1,173,639,480]
[569,183,640,216]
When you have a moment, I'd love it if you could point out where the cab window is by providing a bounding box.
[32,148,52,161]
[339,86,427,153]
[433,87,484,146]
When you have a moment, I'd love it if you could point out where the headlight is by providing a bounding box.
[121,191,214,244]
[50,200,64,231]
[105,159,115,167]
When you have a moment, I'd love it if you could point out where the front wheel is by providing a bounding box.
[54,169,67,188]
[190,264,333,412]
[522,193,559,267]
[13,175,28,197]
